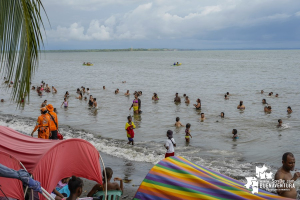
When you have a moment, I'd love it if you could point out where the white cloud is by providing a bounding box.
[47,23,89,41]
[267,13,290,20]
[200,5,222,16]
[45,0,300,42]
[44,0,142,11]
[86,20,111,40]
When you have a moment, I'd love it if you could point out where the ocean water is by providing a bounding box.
[0,50,300,183]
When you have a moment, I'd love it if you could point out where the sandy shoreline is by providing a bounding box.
[79,152,154,199]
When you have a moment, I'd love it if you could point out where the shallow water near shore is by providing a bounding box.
[1,50,300,188]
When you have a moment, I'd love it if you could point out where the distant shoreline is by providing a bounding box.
[41,48,300,53]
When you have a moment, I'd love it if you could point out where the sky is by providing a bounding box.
[41,0,300,50]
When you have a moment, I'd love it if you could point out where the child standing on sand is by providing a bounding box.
[175,117,184,127]
[125,116,136,145]
[164,130,176,158]
[185,123,192,142]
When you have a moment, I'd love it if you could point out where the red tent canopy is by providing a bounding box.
[0,151,24,200]
[0,126,102,200]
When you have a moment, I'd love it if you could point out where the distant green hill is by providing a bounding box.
[41,48,180,52]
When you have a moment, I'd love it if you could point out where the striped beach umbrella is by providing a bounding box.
[134,156,289,200]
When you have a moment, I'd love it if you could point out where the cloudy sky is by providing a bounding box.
[41,0,300,50]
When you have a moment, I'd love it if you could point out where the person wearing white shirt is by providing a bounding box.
[164,130,176,158]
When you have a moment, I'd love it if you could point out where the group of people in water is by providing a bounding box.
[165,89,293,157]
[29,80,294,153]
[260,90,293,127]
[2,76,298,199]
[32,81,57,96]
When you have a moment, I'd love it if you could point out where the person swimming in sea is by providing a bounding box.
[264,105,271,112]
[88,95,94,106]
[185,123,192,143]
[52,86,57,93]
[77,92,83,99]
[61,98,68,108]
[277,119,282,127]
[129,95,139,114]
[152,93,159,100]
[237,101,245,109]
[175,117,184,127]
[174,93,181,103]
[200,113,205,121]
[220,112,225,118]
[232,129,238,139]
[115,89,119,94]
[287,106,292,114]
[124,90,130,96]
[224,94,229,100]
[193,98,201,109]
[185,96,190,104]
[93,98,98,108]
[64,91,69,98]
[262,99,267,104]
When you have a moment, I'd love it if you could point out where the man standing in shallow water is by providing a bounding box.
[174,93,181,103]
[237,101,245,109]
[275,152,300,199]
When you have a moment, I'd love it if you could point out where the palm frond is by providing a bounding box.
[0,0,48,106]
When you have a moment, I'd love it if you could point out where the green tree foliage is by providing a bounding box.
[0,0,48,105]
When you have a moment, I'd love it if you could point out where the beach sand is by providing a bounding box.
[80,152,154,199]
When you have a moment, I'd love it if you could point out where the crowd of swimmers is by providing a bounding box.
[2,76,298,199]
[2,77,294,145]
[31,81,57,96]
[3,77,295,152]
[163,89,293,157]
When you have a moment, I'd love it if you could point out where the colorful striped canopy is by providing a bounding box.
[134,156,289,200]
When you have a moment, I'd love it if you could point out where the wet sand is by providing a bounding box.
[80,152,154,199]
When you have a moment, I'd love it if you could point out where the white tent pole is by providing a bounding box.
[20,161,29,198]
[20,161,54,200]
[42,188,54,200]
[19,162,27,171]
[41,192,51,200]
[99,154,107,200]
